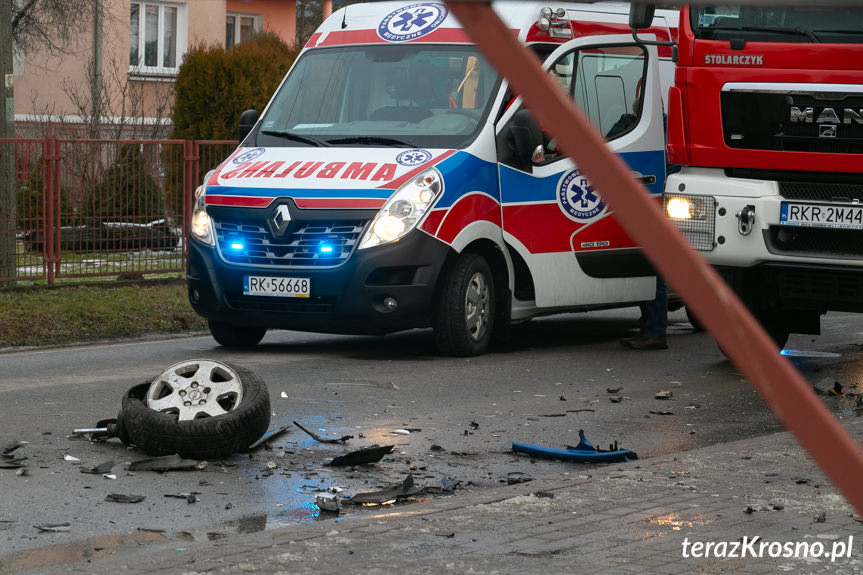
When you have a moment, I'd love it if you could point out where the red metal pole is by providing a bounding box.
[43,138,58,285]
[446,1,863,514]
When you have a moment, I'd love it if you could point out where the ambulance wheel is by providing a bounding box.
[120,361,271,460]
[434,253,495,357]
[685,306,704,332]
[208,320,267,347]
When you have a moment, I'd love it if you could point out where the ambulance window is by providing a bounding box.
[582,46,646,139]
[553,44,647,140]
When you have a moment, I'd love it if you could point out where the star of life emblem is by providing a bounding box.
[557,169,606,222]
[378,3,448,42]
[232,147,265,165]
[396,149,432,167]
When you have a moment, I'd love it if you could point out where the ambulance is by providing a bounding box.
[187,1,677,355]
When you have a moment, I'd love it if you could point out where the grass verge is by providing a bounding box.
[0,280,208,348]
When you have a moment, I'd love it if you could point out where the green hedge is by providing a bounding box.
[172,32,300,141]
[167,32,300,214]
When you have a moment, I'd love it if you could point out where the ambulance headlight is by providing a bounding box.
[190,183,215,246]
[360,168,443,249]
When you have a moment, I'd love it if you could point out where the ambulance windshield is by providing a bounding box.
[256,44,499,149]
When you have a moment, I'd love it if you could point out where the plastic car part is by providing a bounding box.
[512,429,637,463]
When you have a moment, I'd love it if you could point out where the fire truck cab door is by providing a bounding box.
[495,36,666,309]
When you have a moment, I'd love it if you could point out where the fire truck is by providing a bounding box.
[657,5,863,348]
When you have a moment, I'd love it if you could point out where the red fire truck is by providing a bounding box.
[657,5,863,348]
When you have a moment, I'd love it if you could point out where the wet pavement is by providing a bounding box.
[4,309,863,573]
[6,419,862,575]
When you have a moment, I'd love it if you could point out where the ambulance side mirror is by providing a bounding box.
[507,109,543,172]
[629,4,655,30]
[629,3,678,62]
[237,109,258,142]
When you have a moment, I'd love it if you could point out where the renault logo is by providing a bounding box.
[271,204,292,236]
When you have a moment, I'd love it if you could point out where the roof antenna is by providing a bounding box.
[342,1,349,29]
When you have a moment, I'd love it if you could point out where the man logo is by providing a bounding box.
[271,205,292,237]
[820,124,838,138]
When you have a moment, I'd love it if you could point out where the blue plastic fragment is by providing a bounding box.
[512,430,637,463]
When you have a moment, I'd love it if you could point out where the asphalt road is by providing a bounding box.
[2,307,862,572]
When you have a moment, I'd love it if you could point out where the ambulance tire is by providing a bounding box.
[119,364,270,460]
[208,320,267,348]
[685,306,704,332]
[434,253,495,357]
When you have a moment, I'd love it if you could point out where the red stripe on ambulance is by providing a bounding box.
[435,193,501,244]
[206,195,274,208]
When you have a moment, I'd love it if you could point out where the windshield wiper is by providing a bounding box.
[259,129,331,147]
[325,136,414,147]
[736,26,821,43]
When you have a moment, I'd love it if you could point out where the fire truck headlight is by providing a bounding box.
[359,168,443,249]
[663,193,717,252]
[666,196,708,221]
[190,184,215,246]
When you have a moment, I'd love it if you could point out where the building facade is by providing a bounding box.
[13,0,331,138]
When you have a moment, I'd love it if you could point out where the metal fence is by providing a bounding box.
[0,138,236,286]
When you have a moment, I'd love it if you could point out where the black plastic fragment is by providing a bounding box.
[328,445,395,467]
[105,494,146,503]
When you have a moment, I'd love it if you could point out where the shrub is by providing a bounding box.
[172,32,300,141]
[167,33,300,213]
[87,144,164,221]
[16,156,75,229]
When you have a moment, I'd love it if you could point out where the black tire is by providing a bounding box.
[120,365,271,460]
[208,320,267,347]
[434,253,495,357]
[685,306,704,332]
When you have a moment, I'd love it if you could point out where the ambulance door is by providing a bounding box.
[495,36,665,309]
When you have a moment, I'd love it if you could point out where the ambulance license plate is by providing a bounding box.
[780,202,863,230]
[243,276,310,298]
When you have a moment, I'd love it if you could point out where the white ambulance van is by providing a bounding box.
[187,1,677,355]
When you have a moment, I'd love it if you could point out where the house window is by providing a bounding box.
[226,13,259,49]
[130,2,186,74]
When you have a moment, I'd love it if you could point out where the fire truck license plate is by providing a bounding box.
[243,276,310,298]
[780,202,863,230]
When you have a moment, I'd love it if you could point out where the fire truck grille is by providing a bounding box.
[766,226,863,259]
[779,181,863,203]
[721,91,863,154]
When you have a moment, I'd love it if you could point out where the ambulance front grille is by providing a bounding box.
[214,217,369,267]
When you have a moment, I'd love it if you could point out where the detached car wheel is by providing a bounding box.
[208,320,267,347]
[120,360,271,460]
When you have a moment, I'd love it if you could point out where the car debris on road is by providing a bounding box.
[512,430,637,463]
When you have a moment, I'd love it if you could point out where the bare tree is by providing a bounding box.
[2,0,104,283]
[10,0,99,58]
